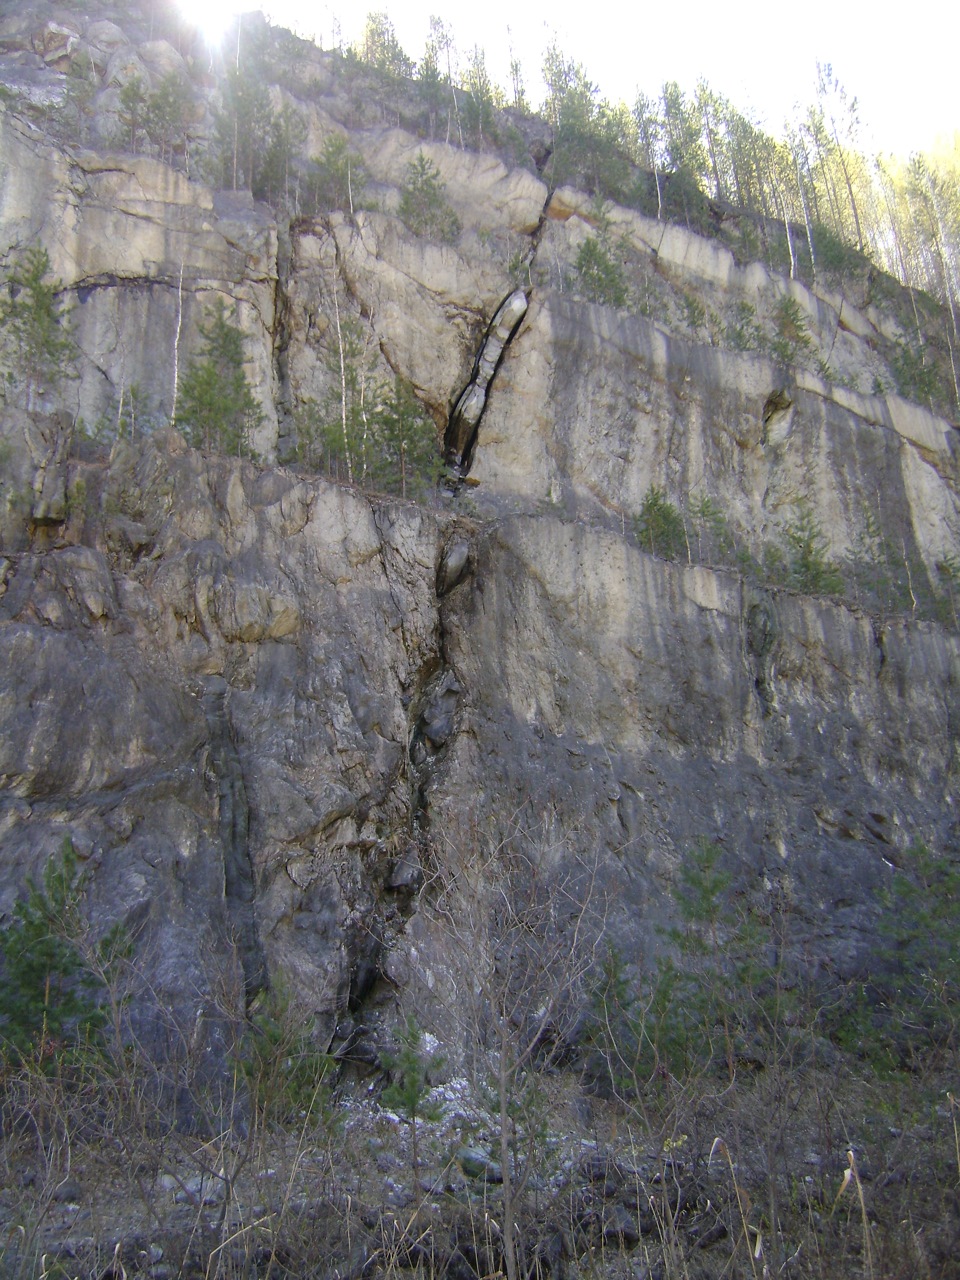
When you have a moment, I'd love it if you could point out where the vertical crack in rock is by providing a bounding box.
[746,593,778,717]
[436,538,471,596]
[405,540,471,844]
[202,676,266,1006]
[272,219,296,461]
[872,621,887,677]
[32,410,74,525]
[444,288,528,480]
[410,669,462,767]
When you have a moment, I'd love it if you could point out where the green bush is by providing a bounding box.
[255,103,309,207]
[936,552,960,629]
[889,337,940,408]
[634,484,686,560]
[595,831,960,1106]
[369,376,441,499]
[116,74,149,152]
[356,12,415,78]
[851,501,920,618]
[398,151,461,243]
[0,246,79,411]
[307,135,369,214]
[212,63,273,191]
[689,491,737,565]
[782,504,843,595]
[382,1014,444,1182]
[143,71,193,168]
[0,840,117,1064]
[725,299,763,352]
[770,295,814,365]
[238,983,336,1129]
[299,314,439,497]
[574,235,627,308]
[827,841,960,1072]
[593,840,789,1091]
[177,298,263,456]
[812,222,868,277]
[680,291,706,333]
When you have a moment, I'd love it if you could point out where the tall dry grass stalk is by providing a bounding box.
[709,1136,762,1279]
[832,1147,875,1280]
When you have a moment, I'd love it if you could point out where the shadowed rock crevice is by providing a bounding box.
[436,537,472,596]
[745,593,778,716]
[410,668,461,768]
[444,289,528,479]
[202,676,266,1006]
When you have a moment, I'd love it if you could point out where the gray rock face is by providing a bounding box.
[1,432,443,1048]
[0,109,279,455]
[0,1,959,1067]
[429,520,959,979]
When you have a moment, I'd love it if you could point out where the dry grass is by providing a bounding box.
[3,909,960,1280]
[4,1049,960,1279]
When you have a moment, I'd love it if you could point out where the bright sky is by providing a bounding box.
[191,0,956,160]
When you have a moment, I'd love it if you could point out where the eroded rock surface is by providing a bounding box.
[0,1,959,1067]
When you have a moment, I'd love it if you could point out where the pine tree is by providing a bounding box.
[372,377,440,499]
[177,299,263,456]
[357,12,414,78]
[0,246,78,411]
[381,1015,444,1187]
[461,46,501,147]
[0,841,106,1063]
[213,64,274,192]
[255,103,308,208]
[145,71,192,167]
[307,135,368,214]
[117,74,149,153]
[398,152,461,243]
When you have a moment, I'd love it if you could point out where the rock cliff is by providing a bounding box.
[1,1,959,1070]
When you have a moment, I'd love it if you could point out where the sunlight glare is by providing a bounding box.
[185,0,239,47]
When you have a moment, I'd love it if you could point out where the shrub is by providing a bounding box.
[370,376,441,499]
[381,1014,444,1184]
[593,839,788,1090]
[143,71,193,168]
[812,221,868,277]
[255,103,309,207]
[296,362,439,500]
[0,840,116,1064]
[0,246,79,411]
[877,841,960,1065]
[398,151,461,243]
[238,983,336,1130]
[936,552,960,629]
[356,12,415,78]
[177,298,263,456]
[307,135,368,214]
[635,484,686,560]
[826,841,960,1072]
[852,500,919,618]
[725,299,763,352]
[212,64,273,191]
[116,74,149,153]
[689,491,736,565]
[889,337,940,408]
[574,235,627,307]
[782,503,843,595]
[770,295,813,365]
[680,291,706,332]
